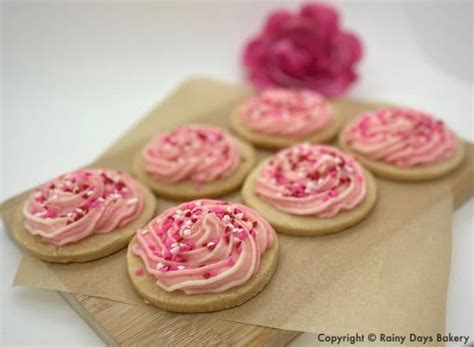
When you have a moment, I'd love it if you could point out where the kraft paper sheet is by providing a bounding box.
[2,77,471,337]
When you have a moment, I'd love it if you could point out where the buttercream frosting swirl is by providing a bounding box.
[142,125,241,183]
[343,108,457,167]
[23,169,145,246]
[238,89,333,138]
[132,199,274,295]
[255,144,366,218]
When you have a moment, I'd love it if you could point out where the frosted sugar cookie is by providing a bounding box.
[231,88,340,149]
[242,144,377,236]
[128,199,278,313]
[339,108,465,181]
[134,125,256,200]
[16,169,156,263]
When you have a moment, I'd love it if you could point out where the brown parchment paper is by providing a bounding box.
[2,77,473,337]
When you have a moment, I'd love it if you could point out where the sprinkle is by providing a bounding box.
[322,195,330,202]
[87,190,94,196]
[170,246,180,255]
[206,241,216,250]
[156,262,165,270]
[127,197,138,205]
[35,211,47,217]
[181,228,191,237]
[75,208,84,214]
[195,201,202,206]
[177,265,186,270]
[135,268,144,276]
[49,195,58,201]
[141,229,149,235]
[235,213,244,220]
[222,215,231,224]
[203,269,219,279]
[238,230,249,240]
[175,209,183,216]
[346,166,354,173]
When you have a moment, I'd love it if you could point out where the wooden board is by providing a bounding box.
[2,78,474,346]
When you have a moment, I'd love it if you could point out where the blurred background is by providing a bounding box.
[1,1,472,346]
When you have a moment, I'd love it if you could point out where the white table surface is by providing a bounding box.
[1,1,472,346]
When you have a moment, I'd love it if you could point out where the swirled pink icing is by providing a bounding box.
[344,108,457,167]
[255,144,366,218]
[143,125,241,183]
[132,199,274,294]
[23,169,145,246]
[238,89,333,138]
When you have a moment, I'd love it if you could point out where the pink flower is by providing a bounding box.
[242,2,363,97]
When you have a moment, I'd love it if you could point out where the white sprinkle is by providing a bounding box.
[222,215,231,223]
[335,157,343,164]
[141,229,149,235]
[156,262,165,270]
[235,213,244,220]
[297,172,305,178]
[307,181,316,190]
[207,241,216,247]
[226,206,232,213]
[171,242,179,248]
[35,211,47,217]
[170,247,180,255]
[34,191,42,198]
[127,197,139,205]
[175,209,183,216]
[232,227,241,234]
[233,237,241,243]
[181,228,191,236]
[110,193,121,200]
[87,190,94,196]
[98,197,105,202]
[75,208,84,214]
[346,166,354,173]
[177,265,186,270]
[195,201,202,206]
[49,195,58,201]
[317,178,324,185]
[67,212,75,218]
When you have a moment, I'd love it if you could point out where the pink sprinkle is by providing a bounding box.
[329,170,338,178]
[322,195,330,202]
[90,199,101,208]
[160,265,170,272]
[356,175,363,183]
[135,268,144,276]
[165,239,173,248]
[329,189,338,198]
[148,244,156,251]
[162,220,173,232]
[238,230,249,240]
[187,240,196,249]
[226,257,235,266]
[203,269,219,279]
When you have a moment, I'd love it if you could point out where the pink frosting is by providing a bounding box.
[143,125,241,183]
[132,199,274,295]
[239,89,333,138]
[256,144,366,218]
[23,169,145,246]
[344,108,457,167]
